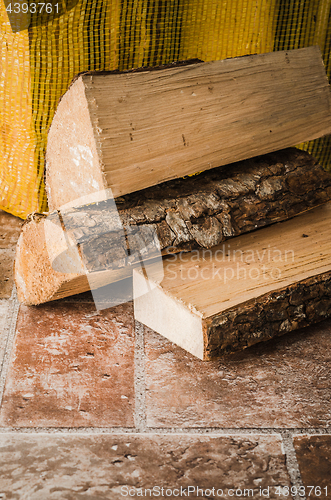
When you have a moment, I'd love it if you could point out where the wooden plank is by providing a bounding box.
[15,149,331,305]
[46,46,331,210]
[133,203,331,360]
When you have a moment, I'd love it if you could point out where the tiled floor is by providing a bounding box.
[0,210,22,300]
[0,209,330,499]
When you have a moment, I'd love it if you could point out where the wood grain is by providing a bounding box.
[134,203,331,359]
[16,149,331,305]
[46,46,331,209]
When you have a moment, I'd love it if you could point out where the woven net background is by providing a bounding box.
[0,0,330,218]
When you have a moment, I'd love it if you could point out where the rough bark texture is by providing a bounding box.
[205,271,331,360]
[50,148,331,273]
[16,148,331,305]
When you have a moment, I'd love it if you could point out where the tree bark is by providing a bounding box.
[15,148,331,305]
[56,148,331,271]
[205,271,331,359]
[133,203,331,359]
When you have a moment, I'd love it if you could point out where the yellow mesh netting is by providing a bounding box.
[0,0,331,219]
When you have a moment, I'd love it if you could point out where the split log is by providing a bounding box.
[15,148,331,305]
[133,203,331,360]
[46,46,331,210]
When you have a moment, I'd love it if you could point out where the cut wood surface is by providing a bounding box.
[133,203,331,360]
[46,46,331,209]
[15,149,331,305]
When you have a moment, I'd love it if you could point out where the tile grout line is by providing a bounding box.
[0,287,19,408]
[134,320,147,432]
[0,299,10,366]
[0,427,330,435]
[280,430,306,500]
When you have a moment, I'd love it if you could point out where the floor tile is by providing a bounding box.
[0,249,16,299]
[0,301,135,427]
[0,300,11,361]
[0,210,23,249]
[145,319,331,428]
[0,300,10,335]
[0,433,290,499]
[293,435,331,499]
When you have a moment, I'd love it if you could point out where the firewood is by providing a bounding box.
[133,203,331,360]
[45,46,331,210]
[15,149,331,305]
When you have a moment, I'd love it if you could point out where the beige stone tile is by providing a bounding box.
[145,320,331,428]
[0,300,10,334]
[0,248,16,299]
[0,300,11,360]
[0,433,291,499]
[0,209,23,249]
[0,301,135,427]
[293,435,331,499]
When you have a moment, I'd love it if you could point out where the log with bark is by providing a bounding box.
[45,46,331,210]
[133,203,331,360]
[15,148,331,305]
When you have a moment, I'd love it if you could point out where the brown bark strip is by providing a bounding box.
[58,148,331,273]
[133,202,331,360]
[15,149,331,305]
[205,271,331,360]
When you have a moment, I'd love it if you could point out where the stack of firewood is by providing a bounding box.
[15,46,331,359]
